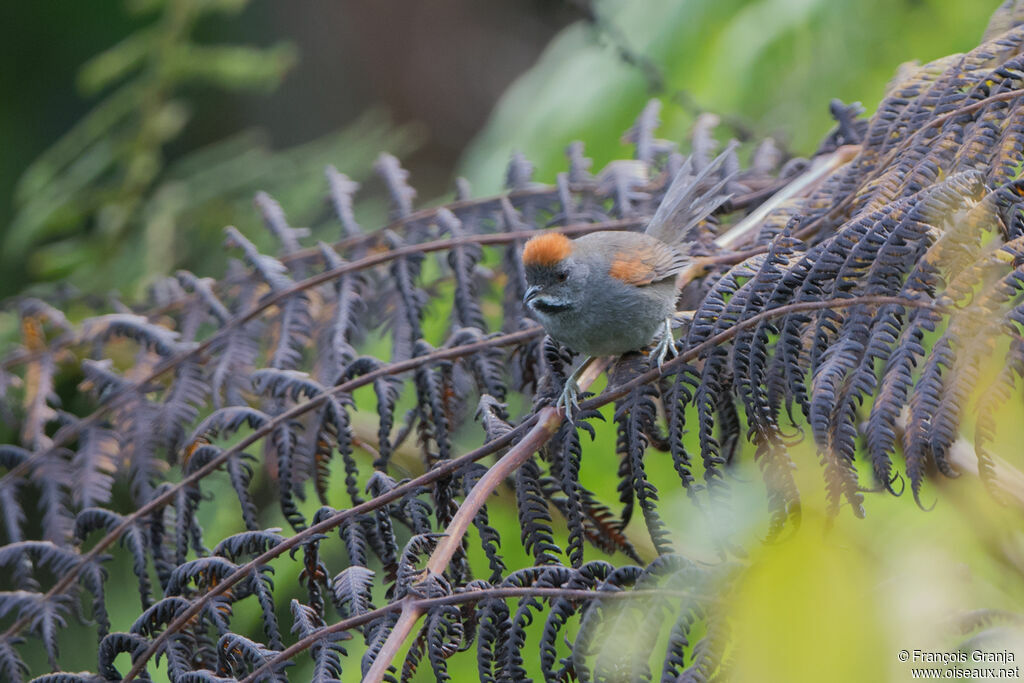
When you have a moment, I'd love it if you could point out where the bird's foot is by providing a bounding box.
[556,376,582,423]
[651,317,678,371]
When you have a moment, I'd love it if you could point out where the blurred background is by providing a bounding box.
[4,1,1022,681]
[0,0,993,302]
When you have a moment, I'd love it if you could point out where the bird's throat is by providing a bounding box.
[531,298,572,314]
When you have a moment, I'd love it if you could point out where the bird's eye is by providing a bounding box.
[557,271,568,282]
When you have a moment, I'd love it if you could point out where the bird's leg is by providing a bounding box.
[651,317,678,371]
[557,356,593,422]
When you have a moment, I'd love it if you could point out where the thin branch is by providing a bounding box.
[284,184,645,265]
[720,178,793,212]
[356,405,561,683]
[240,585,705,683]
[363,359,610,683]
[714,144,859,250]
[590,296,937,409]
[949,440,1024,509]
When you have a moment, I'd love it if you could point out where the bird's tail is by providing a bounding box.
[644,141,739,249]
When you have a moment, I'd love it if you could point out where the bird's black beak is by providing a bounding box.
[523,285,541,306]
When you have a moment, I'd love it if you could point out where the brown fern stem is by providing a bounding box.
[363,358,609,683]
[288,188,644,264]
[241,586,704,683]
[361,408,564,683]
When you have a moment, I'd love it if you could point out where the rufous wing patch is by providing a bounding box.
[609,253,657,284]
[609,242,681,285]
[522,232,573,266]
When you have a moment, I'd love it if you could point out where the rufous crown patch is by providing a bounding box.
[522,233,572,266]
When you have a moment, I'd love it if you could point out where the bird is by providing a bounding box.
[521,146,736,417]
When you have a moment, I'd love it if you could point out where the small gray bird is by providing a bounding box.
[522,146,735,416]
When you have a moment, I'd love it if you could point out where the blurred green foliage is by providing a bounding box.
[460,0,991,191]
[3,0,417,300]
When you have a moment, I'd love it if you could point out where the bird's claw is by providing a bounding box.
[556,377,582,423]
[651,318,678,372]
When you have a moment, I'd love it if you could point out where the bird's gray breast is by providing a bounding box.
[540,278,675,357]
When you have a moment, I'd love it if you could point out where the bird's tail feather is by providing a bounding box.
[644,140,739,248]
